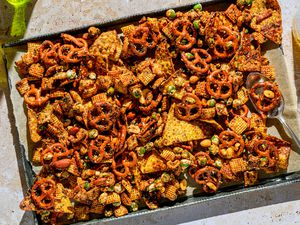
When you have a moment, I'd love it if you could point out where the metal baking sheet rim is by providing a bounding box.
[3,0,300,224]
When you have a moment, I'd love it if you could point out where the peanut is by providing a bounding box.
[263,90,275,98]
[200,139,212,148]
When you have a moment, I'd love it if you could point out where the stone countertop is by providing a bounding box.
[1,0,300,224]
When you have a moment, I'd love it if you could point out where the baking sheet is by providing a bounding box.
[3,0,300,224]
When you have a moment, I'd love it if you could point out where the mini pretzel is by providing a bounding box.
[253,140,278,168]
[194,151,214,166]
[194,166,221,193]
[206,70,233,99]
[250,81,281,112]
[31,178,56,209]
[174,93,202,121]
[58,34,88,63]
[24,85,49,107]
[219,130,244,159]
[129,26,158,57]
[88,138,109,164]
[213,26,239,58]
[122,151,138,168]
[112,158,130,178]
[181,48,212,74]
[230,104,249,118]
[88,102,116,132]
[139,93,163,113]
[41,143,70,166]
[172,19,197,50]
[39,40,60,66]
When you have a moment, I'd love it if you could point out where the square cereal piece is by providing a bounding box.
[228,116,248,134]
[229,158,247,174]
[225,4,242,24]
[261,65,276,81]
[27,42,41,55]
[237,87,249,105]
[244,170,258,187]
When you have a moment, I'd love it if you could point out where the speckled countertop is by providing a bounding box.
[1,1,300,225]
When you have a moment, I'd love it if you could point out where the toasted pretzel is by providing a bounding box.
[39,41,60,66]
[24,85,49,107]
[213,26,239,58]
[88,138,109,164]
[219,130,244,159]
[181,48,212,74]
[129,26,158,57]
[88,102,116,132]
[122,151,138,168]
[194,151,214,166]
[253,140,278,168]
[172,19,197,50]
[112,158,130,178]
[31,178,56,209]
[41,143,70,166]
[194,166,221,193]
[174,93,202,121]
[58,34,88,63]
[250,81,281,112]
[206,70,233,99]
[230,104,249,118]
[139,93,163,113]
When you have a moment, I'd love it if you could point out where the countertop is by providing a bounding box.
[0,0,300,224]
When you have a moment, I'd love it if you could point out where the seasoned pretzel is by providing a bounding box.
[39,40,60,66]
[129,26,158,57]
[230,104,249,118]
[174,93,202,121]
[250,81,281,112]
[213,26,239,58]
[88,138,109,164]
[88,102,118,132]
[58,34,88,63]
[139,93,163,113]
[206,70,233,99]
[31,178,56,209]
[253,140,278,168]
[194,166,221,193]
[112,158,130,178]
[41,143,70,166]
[194,151,214,166]
[219,130,244,159]
[24,85,49,107]
[122,151,138,168]
[172,19,197,50]
[181,48,212,74]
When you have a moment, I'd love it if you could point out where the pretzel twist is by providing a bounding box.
[206,70,233,99]
[250,81,281,112]
[181,48,212,74]
[31,178,56,209]
[172,19,197,50]
[213,26,239,58]
[24,85,49,107]
[219,130,245,159]
[174,93,202,121]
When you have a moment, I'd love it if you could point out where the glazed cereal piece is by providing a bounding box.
[228,115,249,135]
[244,170,258,187]
[225,4,242,25]
[16,78,30,96]
[261,65,276,81]
[90,30,122,61]
[230,31,261,72]
[229,158,247,174]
